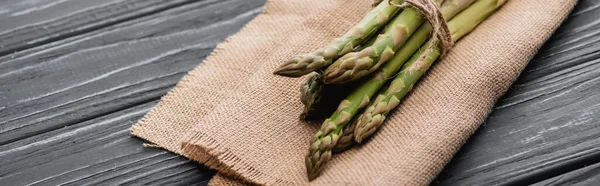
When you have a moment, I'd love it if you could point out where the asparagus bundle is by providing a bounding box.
[354,0,507,143]
[300,26,390,150]
[273,1,400,77]
[274,0,506,181]
[304,0,506,180]
[322,0,444,84]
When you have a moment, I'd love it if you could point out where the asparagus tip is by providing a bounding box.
[274,54,330,77]
[308,172,318,181]
[355,135,365,144]
[273,63,303,77]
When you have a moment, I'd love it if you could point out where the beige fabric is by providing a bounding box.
[208,173,249,186]
[131,0,576,185]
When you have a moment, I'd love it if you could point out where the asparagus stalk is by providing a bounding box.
[299,73,361,121]
[322,0,446,84]
[299,74,362,151]
[354,0,507,143]
[301,28,384,147]
[332,82,390,152]
[300,31,383,120]
[331,118,358,153]
[274,1,400,77]
[305,0,476,180]
[299,72,324,119]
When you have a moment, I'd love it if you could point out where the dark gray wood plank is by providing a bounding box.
[0,0,264,185]
[0,0,202,56]
[0,0,266,145]
[2,0,599,185]
[534,162,600,186]
[0,101,214,186]
[0,0,116,33]
[434,0,600,185]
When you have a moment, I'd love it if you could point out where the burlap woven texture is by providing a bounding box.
[131,0,576,185]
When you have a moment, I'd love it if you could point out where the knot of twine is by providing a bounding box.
[386,0,454,60]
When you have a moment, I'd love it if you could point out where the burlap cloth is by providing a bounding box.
[131,0,576,185]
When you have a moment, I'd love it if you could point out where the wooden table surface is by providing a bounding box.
[1,0,599,185]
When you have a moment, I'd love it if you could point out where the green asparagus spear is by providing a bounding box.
[331,116,359,153]
[300,31,383,120]
[332,81,391,152]
[300,73,360,121]
[274,1,400,77]
[322,0,446,84]
[354,0,507,143]
[299,72,324,119]
[306,0,478,180]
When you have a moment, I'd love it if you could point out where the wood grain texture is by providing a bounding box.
[0,101,213,186]
[434,0,600,185]
[2,0,600,185]
[0,0,201,56]
[0,0,116,34]
[0,0,266,145]
[0,0,265,185]
[534,161,600,186]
